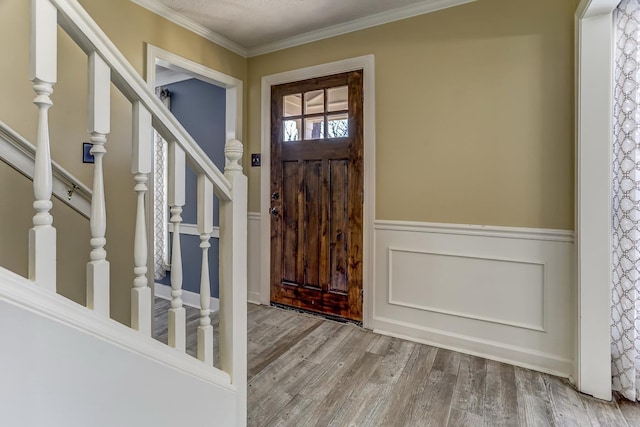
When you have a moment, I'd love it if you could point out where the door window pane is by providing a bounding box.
[327,114,348,138]
[283,119,301,141]
[283,94,302,117]
[327,86,348,112]
[304,117,325,140]
[304,90,324,114]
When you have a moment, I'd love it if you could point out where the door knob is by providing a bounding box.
[271,191,280,200]
[270,207,279,216]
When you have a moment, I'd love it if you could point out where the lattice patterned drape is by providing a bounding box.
[613,0,640,402]
[153,88,171,280]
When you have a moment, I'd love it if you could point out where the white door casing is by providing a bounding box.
[144,44,243,317]
[576,0,618,400]
[259,55,376,327]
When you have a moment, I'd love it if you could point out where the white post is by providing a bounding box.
[29,0,57,291]
[86,52,111,316]
[168,141,186,351]
[219,139,247,426]
[131,101,152,334]
[197,174,214,365]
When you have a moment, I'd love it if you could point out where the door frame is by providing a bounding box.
[144,44,243,315]
[259,55,376,328]
[575,0,618,400]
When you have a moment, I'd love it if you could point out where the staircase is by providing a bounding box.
[0,0,247,425]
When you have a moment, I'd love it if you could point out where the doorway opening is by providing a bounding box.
[145,44,243,312]
[269,71,364,322]
[260,55,376,327]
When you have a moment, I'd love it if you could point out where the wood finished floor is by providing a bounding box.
[153,298,640,426]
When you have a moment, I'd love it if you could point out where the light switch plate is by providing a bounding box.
[83,143,94,164]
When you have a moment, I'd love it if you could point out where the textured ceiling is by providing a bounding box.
[152,0,434,49]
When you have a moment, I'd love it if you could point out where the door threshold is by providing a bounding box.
[270,302,363,327]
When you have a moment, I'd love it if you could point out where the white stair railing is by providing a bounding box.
[86,51,110,317]
[168,141,186,352]
[25,0,248,423]
[197,175,214,365]
[131,101,153,334]
[29,0,57,292]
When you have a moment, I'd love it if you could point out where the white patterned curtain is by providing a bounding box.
[613,0,640,401]
[153,88,171,280]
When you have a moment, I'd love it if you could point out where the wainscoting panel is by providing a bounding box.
[373,220,575,378]
[247,212,262,304]
[388,248,545,332]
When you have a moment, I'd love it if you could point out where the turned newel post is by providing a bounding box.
[197,175,214,365]
[86,52,111,316]
[168,141,186,351]
[29,0,58,291]
[131,101,152,334]
[219,139,248,424]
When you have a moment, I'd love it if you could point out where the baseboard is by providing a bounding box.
[154,283,219,312]
[371,315,574,379]
[247,291,262,305]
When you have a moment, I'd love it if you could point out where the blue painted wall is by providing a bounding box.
[156,78,226,298]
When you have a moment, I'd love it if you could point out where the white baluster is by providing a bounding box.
[86,52,111,316]
[168,141,186,351]
[197,175,214,365]
[219,139,248,424]
[131,101,152,334]
[29,0,57,291]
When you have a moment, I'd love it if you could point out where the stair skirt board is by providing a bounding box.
[154,283,220,312]
[0,267,236,426]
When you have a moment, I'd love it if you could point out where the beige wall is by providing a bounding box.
[0,0,577,323]
[247,0,577,230]
[0,0,246,325]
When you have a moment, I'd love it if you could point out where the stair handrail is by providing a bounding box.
[26,0,247,422]
[51,0,232,201]
[0,120,92,219]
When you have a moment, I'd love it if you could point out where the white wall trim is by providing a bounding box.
[132,0,475,58]
[0,266,232,388]
[247,212,262,304]
[372,315,573,378]
[374,220,575,378]
[375,220,574,243]
[154,283,219,312]
[387,246,547,333]
[145,44,243,316]
[145,44,243,142]
[259,56,376,328]
[247,0,476,56]
[575,0,618,400]
[168,223,220,239]
[0,120,92,218]
[130,0,247,57]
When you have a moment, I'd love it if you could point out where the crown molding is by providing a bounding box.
[247,0,477,57]
[129,0,248,57]
[131,0,475,58]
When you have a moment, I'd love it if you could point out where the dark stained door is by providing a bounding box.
[270,71,364,322]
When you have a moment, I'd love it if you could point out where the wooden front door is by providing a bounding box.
[270,71,364,322]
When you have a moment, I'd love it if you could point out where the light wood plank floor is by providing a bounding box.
[153,298,640,426]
